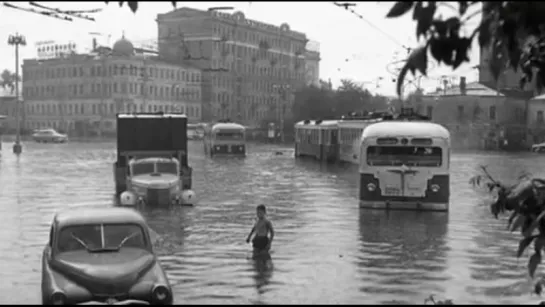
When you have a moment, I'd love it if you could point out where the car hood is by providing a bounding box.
[52,249,155,294]
[131,174,179,189]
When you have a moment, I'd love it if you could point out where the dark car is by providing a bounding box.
[41,207,173,305]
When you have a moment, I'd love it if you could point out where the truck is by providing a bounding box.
[113,112,195,207]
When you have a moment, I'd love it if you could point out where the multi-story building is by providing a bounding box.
[156,7,314,128]
[304,40,320,87]
[22,36,202,137]
[414,77,528,150]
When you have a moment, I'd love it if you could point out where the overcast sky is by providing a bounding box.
[0,1,482,96]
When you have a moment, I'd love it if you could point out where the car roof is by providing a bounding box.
[54,207,147,228]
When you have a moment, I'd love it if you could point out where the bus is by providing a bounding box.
[187,123,205,140]
[204,122,246,157]
[358,121,451,211]
[337,114,383,165]
[294,119,339,162]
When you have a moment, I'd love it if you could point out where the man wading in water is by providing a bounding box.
[246,204,274,254]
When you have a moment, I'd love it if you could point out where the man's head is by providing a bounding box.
[532,179,545,203]
[256,204,266,219]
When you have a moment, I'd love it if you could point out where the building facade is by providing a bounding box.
[527,94,545,144]
[414,78,528,150]
[304,40,320,87]
[156,7,314,128]
[0,86,24,134]
[22,37,202,137]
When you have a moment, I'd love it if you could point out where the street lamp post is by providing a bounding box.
[273,83,290,143]
[8,33,26,155]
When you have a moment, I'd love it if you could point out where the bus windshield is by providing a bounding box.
[214,131,244,140]
[366,146,443,167]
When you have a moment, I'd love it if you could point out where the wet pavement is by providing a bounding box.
[0,141,542,304]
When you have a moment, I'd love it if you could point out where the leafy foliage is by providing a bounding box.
[470,165,545,295]
[0,69,20,93]
[386,2,545,97]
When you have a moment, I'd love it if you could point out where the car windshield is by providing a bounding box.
[156,162,178,174]
[57,223,147,253]
[215,131,244,140]
[366,146,443,167]
[131,162,155,176]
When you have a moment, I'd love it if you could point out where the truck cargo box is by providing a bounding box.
[116,113,187,153]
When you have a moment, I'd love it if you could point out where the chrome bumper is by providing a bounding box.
[78,299,150,305]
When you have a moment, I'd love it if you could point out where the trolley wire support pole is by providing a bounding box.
[273,83,290,143]
[8,33,26,155]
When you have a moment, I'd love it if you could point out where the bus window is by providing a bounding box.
[366,146,443,167]
[331,130,338,145]
[215,131,244,140]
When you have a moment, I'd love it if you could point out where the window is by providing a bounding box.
[457,106,464,120]
[367,146,442,167]
[489,106,496,120]
[426,106,433,119]
[538,110,544,123]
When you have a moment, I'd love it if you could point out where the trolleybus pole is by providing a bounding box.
[8,33,26,155]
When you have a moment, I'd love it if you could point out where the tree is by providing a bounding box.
[470,166,545,300]
[386,2,545,97]
[0,69,20,94]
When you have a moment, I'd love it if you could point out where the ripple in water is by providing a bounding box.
[0,142,542,304]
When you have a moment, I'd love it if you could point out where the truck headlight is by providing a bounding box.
[367,183,376,192]
[51,292,67,305]
[151,285,171,303]
[431,184,440,192]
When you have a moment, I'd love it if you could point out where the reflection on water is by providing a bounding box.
[0,143,544,304]
[358,210,449,304]
[251,252,274,294]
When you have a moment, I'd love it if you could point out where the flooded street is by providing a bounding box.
[0,141,542,304]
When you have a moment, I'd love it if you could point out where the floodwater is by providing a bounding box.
[0,141,542,304]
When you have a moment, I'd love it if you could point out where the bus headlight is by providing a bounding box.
[431,184,440,192]
[367,183,376,192]
[215,146,221,151]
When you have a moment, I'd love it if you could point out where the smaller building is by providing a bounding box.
[414,77,528,150]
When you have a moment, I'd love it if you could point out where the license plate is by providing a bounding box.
[384,187,400,196]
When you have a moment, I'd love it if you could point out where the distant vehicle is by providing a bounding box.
[532,142,545,153]
[113,113,196,208]
[41,207,173,305]
[32,129,68,143]
[187,123,205,140]
[203,122,246,157]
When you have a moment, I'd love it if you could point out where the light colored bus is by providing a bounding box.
[337,116,382,165]
[204,122,246,157]
[359,121,451,211]
[294,119,339,162]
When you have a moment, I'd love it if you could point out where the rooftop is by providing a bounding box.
[426,82,504,97]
